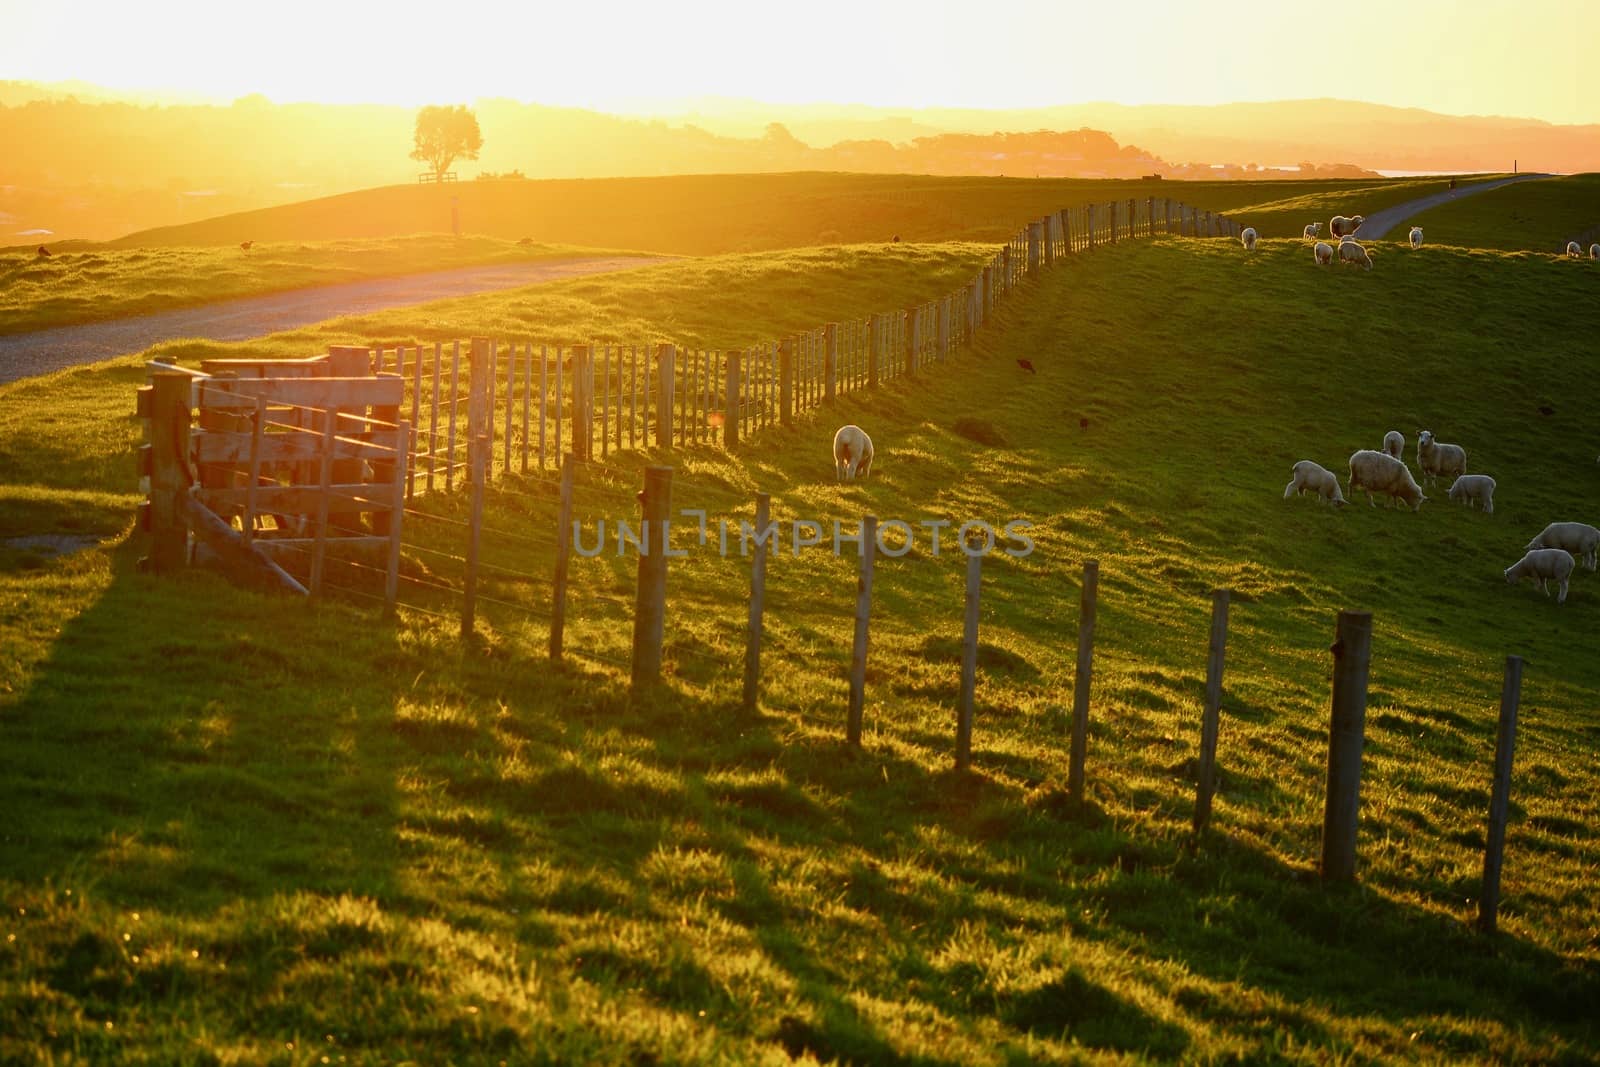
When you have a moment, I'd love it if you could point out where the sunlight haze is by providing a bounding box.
[3,0,1596,123]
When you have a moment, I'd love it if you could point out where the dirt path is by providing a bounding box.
[0,255,665,385]
[1353,174,1552,240]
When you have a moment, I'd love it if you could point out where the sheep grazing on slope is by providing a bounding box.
[1415,429,1467,486]
[1447,474,1496,514]
[1348,449,1426,511]
[1330,214,1365,238]
[1409,226,1424,249]
[1303,222,1322,240]
[1240,227,1258,251]
[1382,430,1404,459]
[1313,241,1334,265]
[1338,240,1375,271]
[1591,243,1599,260]
[1526,521,1600,571]
[1505,548,1575,604]
[833,424,874,481]
[1284,460,1347,506]
[1566,241,1583,258]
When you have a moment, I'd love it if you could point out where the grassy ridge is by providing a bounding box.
[0,236,626,337]
[1223,176,1508,238]
[102,172,1464,256]
[2,238,1598,1063]
[1403,173,1600,252]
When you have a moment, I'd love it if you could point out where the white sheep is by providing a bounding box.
[1526,521,1600,571]
[833,424,874,481]
[1382,430,1404,459]
[1240,227,1258,251]
[1590,243,1599,260]
[1284,460,1347,506]
[1303,222,1322,240]
[1409,226,1424,249]
[1566,241,1583,258]
[1447,474,1496,514]
[1330,214,1365,238]
[1348,449,1427,511]
[1338,240,1375,271]
[1416,429,1467,486]
[1313,241,1334,265]
[1504,548,1575,604]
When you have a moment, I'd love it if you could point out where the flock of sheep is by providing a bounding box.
[1285,430,1598,604]
[1236,215,1600,271]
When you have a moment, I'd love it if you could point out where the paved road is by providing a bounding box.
[0,255,665,385]
[1354,174,1552,240]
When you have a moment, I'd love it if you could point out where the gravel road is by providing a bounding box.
[0,255,664,385]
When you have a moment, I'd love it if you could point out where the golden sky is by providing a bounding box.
[3,0,1596,124]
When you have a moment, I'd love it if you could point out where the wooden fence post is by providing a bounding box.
[743,492,772,711]
[1041,216,1054,267]
[143,372,193,574]
[655,343,675,449]
[308,417,337,596]
[1000,246,1011,292]
[1193,589,1232,833]
[723,351,742,449]
[632,465,673,690]
[1027,220,1042,273]
[1068,560,1098,802]
[937,297,950,360]
[569,344,593,461]
[778,338,794,426]
[461,433,488,638]
[903,308,917,377]
[847,515,878,746]
[1060,208,1072,253]
[824,323,838,401]
[980,268,993,321]
[1108,201,1117,244]
[1087,203,1097,249]
[1478,654,1524,933]
[868,314,882,388]
[549,453,577,660]
[1321,610,1374,882]
[956,546,982,771]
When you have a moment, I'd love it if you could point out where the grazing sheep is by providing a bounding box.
[1284,460,1347,506]
[1591,243,1599,260]
[1505,548,1575,603]
[1447,474,1496,514]
[1566,241,1583,258]
[1303,222,1322,240]
[1313,241,1334,265]
[1416,429,1467,486]
[1240,227,1258,251]
[1526,521,1600,570]
[1338,240,1375,271]
[1348,449,1427,511]
[1409,226,1423,249]
[833,424,874,481]
[1382,430,1404,459]
[1330,214,1365,238]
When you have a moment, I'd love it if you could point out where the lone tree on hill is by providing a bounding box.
[410,105,483,181]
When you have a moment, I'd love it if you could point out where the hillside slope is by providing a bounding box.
[2,238,1597,1064]
[1400,173,1600,251]
[103,173,1437,255]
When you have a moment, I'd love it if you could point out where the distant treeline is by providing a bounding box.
[1,91,1378,240]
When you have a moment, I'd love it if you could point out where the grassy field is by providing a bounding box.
[93,172,1477,256]
[3,237,1598,1064]
[1401,173,1600,252]
[1221,175,1509,239]
[0,235,632,337]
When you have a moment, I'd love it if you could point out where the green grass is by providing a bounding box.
[1402,173,1600,252]
[3,237,1599,1064]
[0,235,634,337]
[1224,176,1510,238]
[95,172,1472,256]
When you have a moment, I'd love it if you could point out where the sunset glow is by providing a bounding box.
[4,0,1598,123]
